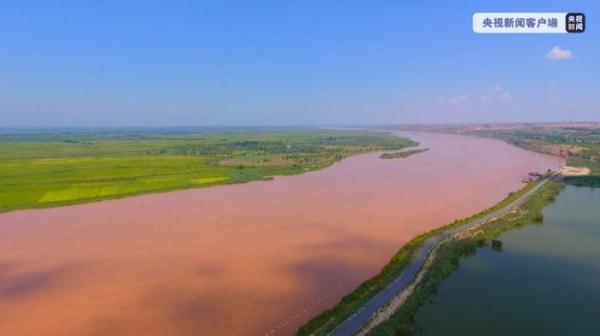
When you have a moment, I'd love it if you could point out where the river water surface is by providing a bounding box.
[414,185,600,336]
[0,132,562,336]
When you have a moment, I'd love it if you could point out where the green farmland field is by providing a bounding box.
[0,128,416,213]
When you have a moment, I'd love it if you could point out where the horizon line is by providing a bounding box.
[2,120,600,131]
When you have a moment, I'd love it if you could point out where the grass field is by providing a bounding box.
[0,128,416,213]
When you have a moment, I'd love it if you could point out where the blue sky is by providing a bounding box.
[0,1,598,127]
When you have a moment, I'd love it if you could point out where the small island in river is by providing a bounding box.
[380,148,429,160]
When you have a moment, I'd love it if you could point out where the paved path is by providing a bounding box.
[329,178,551,336]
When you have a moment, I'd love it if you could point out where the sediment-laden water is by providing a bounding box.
[0,132,562,335]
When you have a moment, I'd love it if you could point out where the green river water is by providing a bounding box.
[414,185,600,335]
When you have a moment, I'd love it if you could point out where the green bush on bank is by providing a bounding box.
[297,180,542,336]
[368,181,564,336]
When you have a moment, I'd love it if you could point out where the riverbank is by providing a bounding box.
[297,178,551,335]
[379,148,429,160]
[0,129,416,213]
[393,124,600,188]
[412,184,600,335]
[367,180,563,335]
[0,131,561,336]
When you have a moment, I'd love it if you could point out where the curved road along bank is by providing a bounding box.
[330,177,553,336]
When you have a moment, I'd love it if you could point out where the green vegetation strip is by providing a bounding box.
[0,128,416,213]
[433,126,600,187]
[368,180,563,335]
[297,180,543,336]
[379,148,429,160]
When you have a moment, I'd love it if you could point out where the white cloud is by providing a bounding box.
[487,85,510,101]
[546,46,572,61]
[441,85,510,108]
[489,85,503,94]
[548,81,559,102]
[448,96,470,104]
[437,95,471,107]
